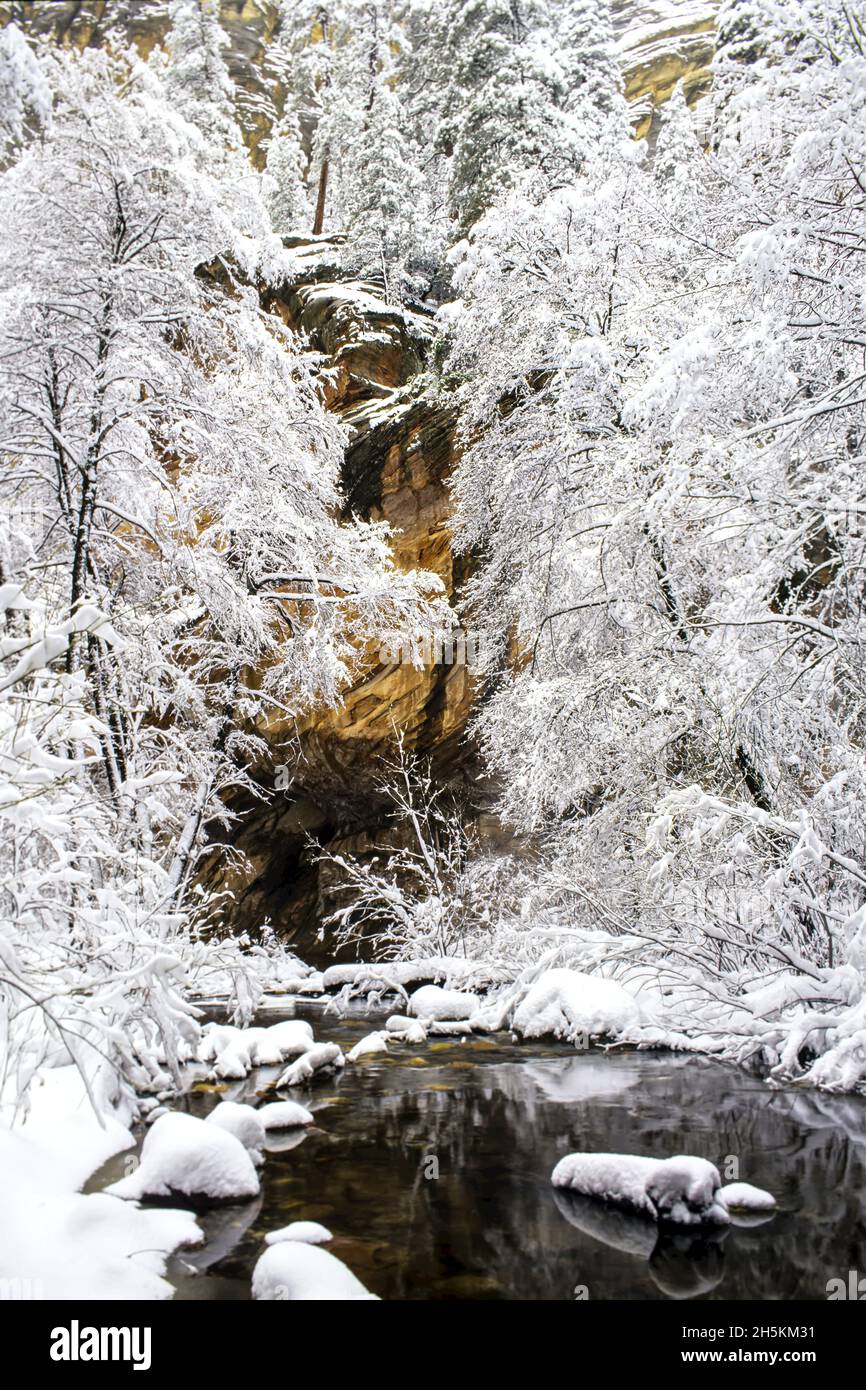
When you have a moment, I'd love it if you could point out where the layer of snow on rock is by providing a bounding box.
[277,1042,344,1088]
[108,1112,260,1205]
[323,957,479,993]
[265,1221,332,1246]
[385,1015,427,1043]
[513,968,640,1042]
[552,1152,729,1227]
[409,984,480,1022]
[252,1242,379,1300]
[205,1102,265,1164]
[257,1100,314,1130]
[261,1019,315,1059]
[198,1019,315,1077]
[347,1031,389,1062]
[719,1181,777,1212]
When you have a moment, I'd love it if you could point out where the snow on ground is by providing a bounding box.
[512,968,642,1042]
[205,1101,266,1164]
[551,1152,730,1227]
[108,1111,260,1204]
[251,1242,379,1300]
[257,1099,314,1130]
[0,1066,200,1299]
[264,1220,332,1246]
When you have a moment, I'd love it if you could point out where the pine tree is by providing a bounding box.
[165,0,240,149]
[264,106,310,234]
[653,80,700,186]
[439,0,575,229]
[0,21,51,161]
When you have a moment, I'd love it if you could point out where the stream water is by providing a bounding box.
[94,1001,866,1301]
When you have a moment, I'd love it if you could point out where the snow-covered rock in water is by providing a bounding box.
[257,1100,314,1130]
[347,1031,389,1062]
[239,1028,284,1067]
[385,1015,427,1044]
[293,972,325,996]
[264,1221,332,1246]
[252,1242,378,1300]
[107,1113,260,1205]
[197,1023,241,1064]
[205,1102,266,1165]
[408,985,480,1023]
[262,1019,315,1060]
[276,1042,344,1088]
[513,969,640,1043]
[197,1025,256,1079]
[719,1182,776,1212]
[551,1152,729,1227]
[201,1019,315,1072]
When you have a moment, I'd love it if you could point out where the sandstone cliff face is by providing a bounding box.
[1,1,720,156]
[198,238,481,958]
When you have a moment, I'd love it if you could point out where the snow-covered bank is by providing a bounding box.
[296,952,866,1095]
[0,1067,199,1299]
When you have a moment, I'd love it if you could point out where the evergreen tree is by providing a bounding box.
[439,0,575,228]
[165,0,240,149]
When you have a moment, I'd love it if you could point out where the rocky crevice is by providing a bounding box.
[198,238,480,959]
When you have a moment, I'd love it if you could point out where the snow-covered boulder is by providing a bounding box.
[408,985,480,1023]
[719,1182,776,1213]
[347,1031,389,1062]
[276,1042,344,1088]
[107,1112,260,1205]
[551,1152,729,1227]
[198,1019,315,1076]
[197,1025,256,1079]
[257,1100,314,1130]
[264,1221,332,1246]
[205,1102,266,1165]
[239,1028,284,1067]
[261,1019,315,1060]
[513,968,640,1043]
[293,972,325,996]
[385,1015,427,1044]
[252,1242,379,1300]
[197,1023,240,1063]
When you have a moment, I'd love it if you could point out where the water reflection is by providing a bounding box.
[160,1005,866,1300]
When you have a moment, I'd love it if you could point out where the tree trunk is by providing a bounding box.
[313,154,329,235]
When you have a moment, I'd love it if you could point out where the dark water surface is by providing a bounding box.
[101,1002,866,1300]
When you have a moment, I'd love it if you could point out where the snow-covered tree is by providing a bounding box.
[165,0,240,149]
[442,0,866,1090]
[436,0,578,227]
[0,36,447,1108]
[0,21,50,161]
